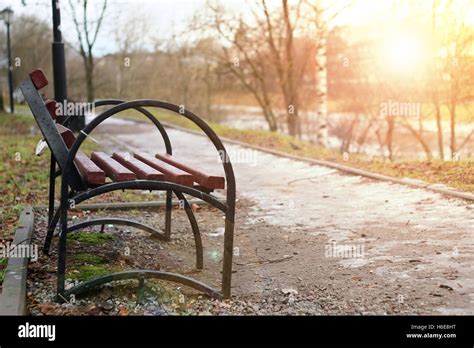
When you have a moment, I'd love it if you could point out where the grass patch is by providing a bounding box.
[0,112,50,239]
[0,257,7,284]
[69,232,114,245]
[71,253,106,265]
[67,264,112,281]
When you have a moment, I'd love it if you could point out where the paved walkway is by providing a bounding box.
[97,120,474,314]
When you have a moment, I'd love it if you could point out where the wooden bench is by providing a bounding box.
[58,128,224,189]
[46,103,225,189]
[20,69,236,301]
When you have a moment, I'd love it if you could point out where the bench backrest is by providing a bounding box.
[20,70,85,191]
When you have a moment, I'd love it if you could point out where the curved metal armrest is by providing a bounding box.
[61,99,236,211]
[93,99,172,155]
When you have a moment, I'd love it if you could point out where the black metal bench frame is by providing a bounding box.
[44,99,206,270]
[20,75,236,301]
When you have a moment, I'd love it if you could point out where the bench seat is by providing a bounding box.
[112,152,165,180]
[54,118,225,190]
[134,152,194,187]
[155,153,225,190]
[74,151,106,185]
[91,151,137,182]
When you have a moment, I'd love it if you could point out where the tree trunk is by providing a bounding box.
[314,33,328,143]
[262,101,278,132]
[259,79,278,132]
[434,103,444,160]
[286,113,297,136]
[402,123,433,160]
[341,117,358,153]
[385,117,395,161]
[280,0,299,137]
[284,94,299,136]
[356,118,374,153]
[85,54,95,102]
[0,82,5,112]
[449,102,456,159]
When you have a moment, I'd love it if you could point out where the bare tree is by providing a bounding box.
[112,12,149,98]
[442,3,474,159]
[304,0,352,143]
[206,2,279,131]
[68,0,108,102]
[205,0,313,135]
[260,0,302,136]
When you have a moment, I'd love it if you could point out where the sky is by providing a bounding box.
[3,0,263,55]
[2,0,474,56]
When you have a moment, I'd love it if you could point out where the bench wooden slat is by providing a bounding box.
[75,151,106,185]
[91,152,137,182]
[112,152,165,180]
[56,124,75,148]
[50,124,107,186]
[155,153,225,190]
[45,100,58,120]
[29,69,48,90]
[134,152,194,187]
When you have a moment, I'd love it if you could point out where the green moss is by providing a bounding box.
[69,232,114,245]
[72,253,105,265]
[0,257,8,284]
[0,257,6,284]
[67,265,111,281]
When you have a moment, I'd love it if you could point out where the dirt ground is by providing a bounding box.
[27,194,472,315]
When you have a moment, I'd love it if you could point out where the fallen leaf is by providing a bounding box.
[118,307,129,316]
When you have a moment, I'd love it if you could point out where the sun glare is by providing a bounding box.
[379,32,426,76]
[466,6,474,26]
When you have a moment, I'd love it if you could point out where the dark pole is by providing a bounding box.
[51,0,70,127]
[52,0,85,130]
[6,21,13,114]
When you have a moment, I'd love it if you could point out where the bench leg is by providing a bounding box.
[44,189,75,255]
[44,207,60,255]
[221,214,235,299]
[47,155,56,228]
[174,191,203,270]
[164,190,172,240]
[44,155,57,255]
[57,201,68,299]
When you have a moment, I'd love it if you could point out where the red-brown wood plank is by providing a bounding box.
[56,124,75,148]
[45,99,58,120]
[134,152,194,186]
[155,153,225,190]
[56,123,105,185]
[29,69,48,90]
[74,151,106,185]
[112,152,165,180]
[91,152,137,182]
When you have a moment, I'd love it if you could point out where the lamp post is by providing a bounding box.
[51,0,68,126]
[1,8,14,114]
